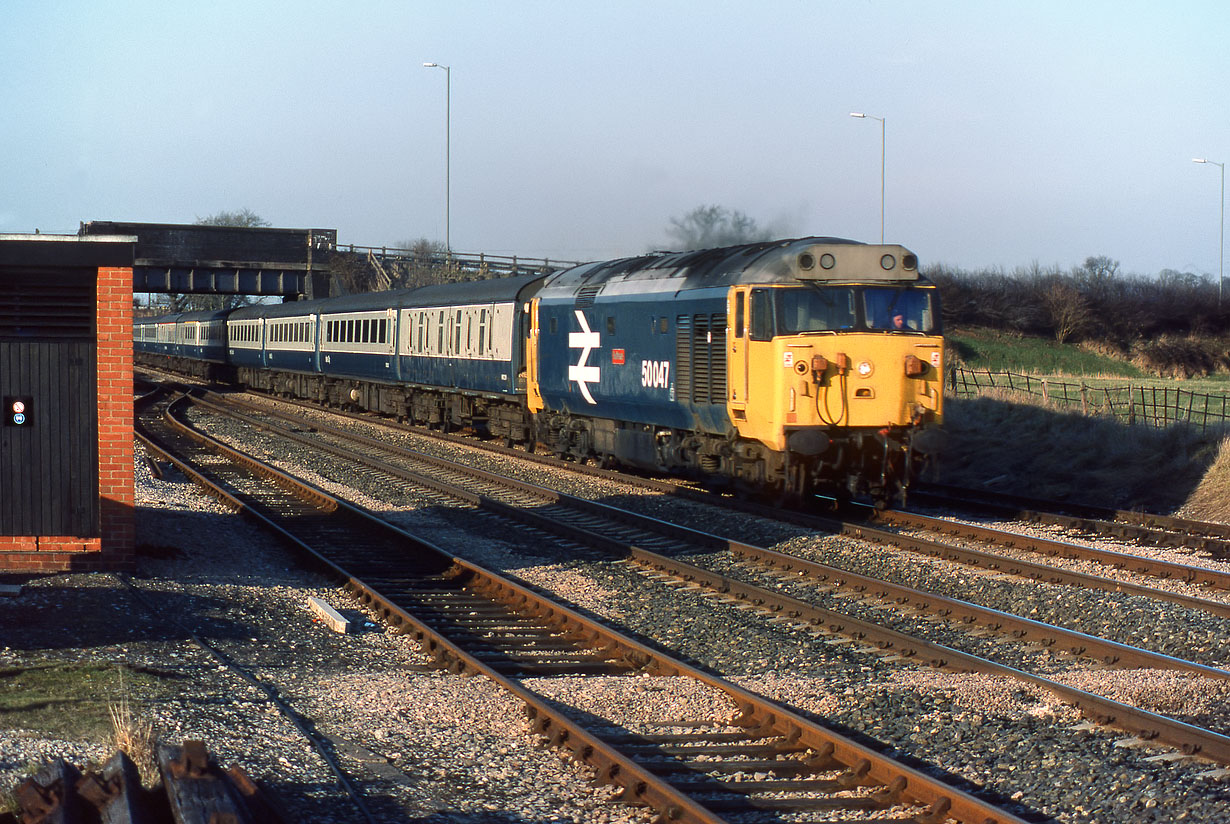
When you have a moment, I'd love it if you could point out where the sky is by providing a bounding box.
[3,0,1228,277]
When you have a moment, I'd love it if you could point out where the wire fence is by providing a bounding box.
[948,367,1230,433]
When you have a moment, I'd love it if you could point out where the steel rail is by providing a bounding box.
[189,391,1230,677]
[134,391,379,824]
[844,512,1230,620]
[148,394,1025,824]
[201,389,1230,616]
[620,548,1230,766]
[865,506,1230,595]
[183,390,1230,768]
[914,483,1230,553]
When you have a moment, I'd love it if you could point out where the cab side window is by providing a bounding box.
[749,289,775,341]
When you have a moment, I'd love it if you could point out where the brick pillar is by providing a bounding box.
[96,266,135,568]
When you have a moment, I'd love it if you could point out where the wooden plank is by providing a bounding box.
[15,758,85,824]
[308,596,352,634]
[157,742,250,824]
[76,751,153,824]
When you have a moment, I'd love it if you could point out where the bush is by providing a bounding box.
[927,261,1228,349]
[1131,335,1222,379]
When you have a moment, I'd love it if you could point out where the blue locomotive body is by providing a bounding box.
[533,274,727,434]
[134,236,945,503]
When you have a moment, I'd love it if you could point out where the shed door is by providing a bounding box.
[0,268,99,536]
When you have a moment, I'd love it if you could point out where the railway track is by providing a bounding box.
[912,483,1230,559]
[196,382,1230,610]
[136,388,1026,824]
[178,388,1230,769]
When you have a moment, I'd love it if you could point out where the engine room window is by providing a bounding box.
[606,317,615,334]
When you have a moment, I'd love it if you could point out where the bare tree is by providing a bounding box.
[665,205,772,250]
[195,208,270,228]
[1040,280,1093,343]
[166,210,272,310]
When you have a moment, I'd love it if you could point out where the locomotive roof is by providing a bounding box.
[537,237,922,299]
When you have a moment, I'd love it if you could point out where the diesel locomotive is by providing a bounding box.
[135,237,945,504]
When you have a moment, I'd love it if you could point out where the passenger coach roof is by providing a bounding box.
[225,273,547,319]
[406,273,546,306]
[537,237,897,298]
[139,309,231,324]
[228,288,419,320]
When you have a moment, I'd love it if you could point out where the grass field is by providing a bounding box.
[936,327,1230,519]
[947,327,1230,387]
[947,328,1145,377]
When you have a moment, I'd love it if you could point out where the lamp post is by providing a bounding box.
[850,112,885,243]
[423,62,451,251]
[1193,157,1225,308]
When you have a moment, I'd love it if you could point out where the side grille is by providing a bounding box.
[0,269,96,339]
[575,285,603,308]
[675,315,692,396]
[676,313,727,404]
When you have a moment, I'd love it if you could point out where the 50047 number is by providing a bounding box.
[641,360,670,389]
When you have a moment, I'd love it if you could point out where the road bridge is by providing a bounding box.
[80,220,335,299]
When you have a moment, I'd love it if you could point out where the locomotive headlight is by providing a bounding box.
[857,360,874,378]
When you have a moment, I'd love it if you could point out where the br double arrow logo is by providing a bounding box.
[568,310,600,404]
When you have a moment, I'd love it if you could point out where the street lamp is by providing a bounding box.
[1193,158,1225,308]
[424,62,451,251]
[850,112,886,244]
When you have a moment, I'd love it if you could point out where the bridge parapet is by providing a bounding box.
[346,244,581,284]
[80,221,335,298]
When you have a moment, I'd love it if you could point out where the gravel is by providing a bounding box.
[5,395,1229,823]
[0,451,652,824]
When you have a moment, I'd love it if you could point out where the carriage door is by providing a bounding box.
[728,288,749,417]
[525,300,544,413]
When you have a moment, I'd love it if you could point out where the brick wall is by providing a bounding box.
[0,264,134,571]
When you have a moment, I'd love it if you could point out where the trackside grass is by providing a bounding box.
[936,327,1230,520]
[946,329,1145,378]
[929,394,1226,516]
